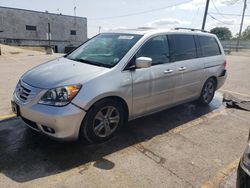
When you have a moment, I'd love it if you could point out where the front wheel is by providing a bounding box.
[80,99,125,143]
[198,78,216,105]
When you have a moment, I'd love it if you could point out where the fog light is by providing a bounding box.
[42,125,55,134]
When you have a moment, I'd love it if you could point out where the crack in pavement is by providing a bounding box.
[134,143,195,187]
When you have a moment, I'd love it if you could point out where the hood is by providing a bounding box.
[22,57,109,89]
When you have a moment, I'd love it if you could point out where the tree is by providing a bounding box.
[242,26,250,40]
[210,27,232,40]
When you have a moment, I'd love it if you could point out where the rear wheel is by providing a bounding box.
[80,99,125,143]
[198,78,216,105]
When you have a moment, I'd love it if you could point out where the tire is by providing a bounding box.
[80,99,125,143]
[198,78,216,105]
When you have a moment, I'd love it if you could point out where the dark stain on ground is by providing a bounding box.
[0,97,222,182]
[93,158,115,170]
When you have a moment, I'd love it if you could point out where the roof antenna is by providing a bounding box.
[74,0,77,17]
[74,6,77,17]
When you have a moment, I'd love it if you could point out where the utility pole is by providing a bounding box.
[48,22,51,47]
[236,0,247,52]
[0,31,3,56]
[202,0,210,30]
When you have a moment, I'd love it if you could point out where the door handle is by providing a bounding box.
[178,66,187,71]
[164,69,173,74]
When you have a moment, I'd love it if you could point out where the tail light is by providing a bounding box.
[223,59,227,68]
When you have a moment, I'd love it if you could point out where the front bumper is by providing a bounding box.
[13,94,86,141]
[237,162,250,188]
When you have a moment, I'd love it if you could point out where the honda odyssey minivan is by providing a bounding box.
[12,28,227,142]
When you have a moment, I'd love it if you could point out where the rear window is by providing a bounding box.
[198,36,221,57]
[169,34,197,62]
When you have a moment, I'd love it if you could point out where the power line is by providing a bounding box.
[208,13,248,26]
[208,13,240,25]
[224,0,242,5]
[89,0,192,20]
[209,11,250,17]
[211,0,227,18]
[191,7,201,25]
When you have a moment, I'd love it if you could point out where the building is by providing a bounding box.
[0,6,87,53]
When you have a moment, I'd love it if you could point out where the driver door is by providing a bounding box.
[131,35,177,117]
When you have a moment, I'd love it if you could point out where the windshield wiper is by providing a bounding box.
[68,58,111,68]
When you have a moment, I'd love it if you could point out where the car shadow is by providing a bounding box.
[0,95,223,182]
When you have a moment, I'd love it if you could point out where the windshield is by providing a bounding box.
[66,33,142,68]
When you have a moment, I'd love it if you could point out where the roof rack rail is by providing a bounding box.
[174,27,209,33]
[137,27,155,30]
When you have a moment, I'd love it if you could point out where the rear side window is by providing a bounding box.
[136,35,170,65]
[198,36,221,57]
[169,34,197,62]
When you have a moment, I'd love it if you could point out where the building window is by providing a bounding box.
[70,30,76,35]
[26,25,37,31]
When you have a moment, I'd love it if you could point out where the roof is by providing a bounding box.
[0,6,87,20]
[104,28,158,35]
[104,27,215,37]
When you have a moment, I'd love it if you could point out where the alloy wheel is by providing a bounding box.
[93,106,120,138]
[203,81,215,103]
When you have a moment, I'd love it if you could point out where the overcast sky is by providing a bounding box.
[1,0,250,37]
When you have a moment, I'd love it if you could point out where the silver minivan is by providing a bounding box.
[12,28,227,142]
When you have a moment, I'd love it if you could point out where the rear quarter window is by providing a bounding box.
[169,34,197,62]
[198,35,221,57]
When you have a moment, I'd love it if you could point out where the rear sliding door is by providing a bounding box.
[168,34,204,103]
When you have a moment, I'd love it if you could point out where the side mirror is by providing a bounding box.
[135,57,152,69]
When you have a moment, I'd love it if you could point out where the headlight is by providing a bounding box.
[241,142,250,176]
[39,84,81,106]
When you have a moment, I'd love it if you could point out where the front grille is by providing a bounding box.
[15,81,36,104]
[19,85,31,100]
